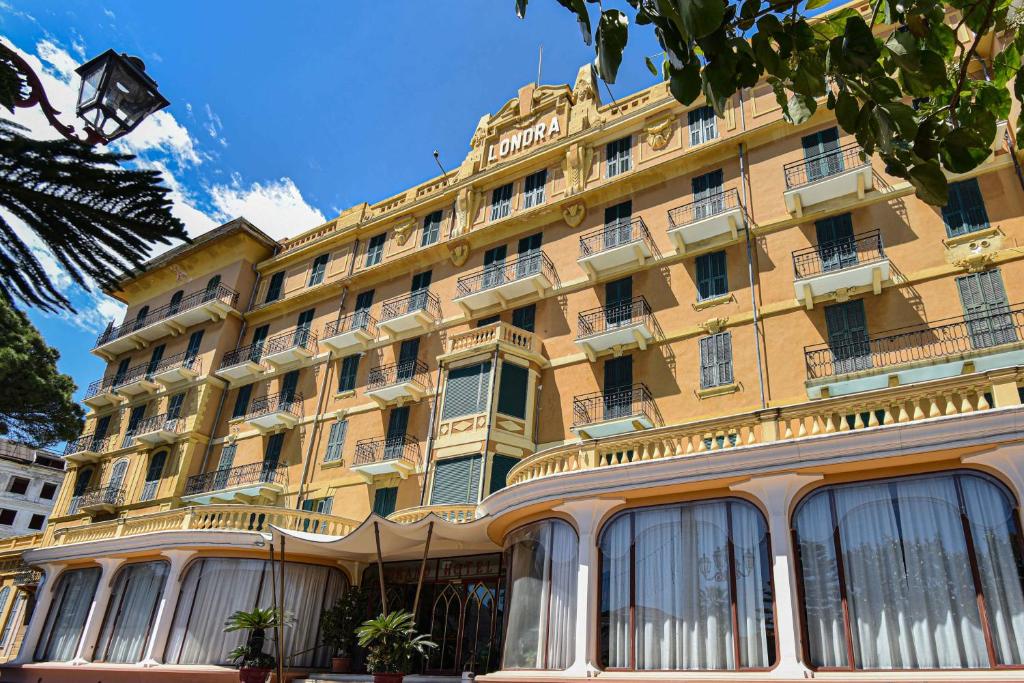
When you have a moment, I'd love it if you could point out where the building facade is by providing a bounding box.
[0,441,65,538]
[1,2,1023,680]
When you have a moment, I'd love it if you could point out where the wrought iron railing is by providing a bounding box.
[152,350,203,377]
[805,305,1024,379]
[323,311,379,340]
[132,412,184,437]
[783,142,868,189]
[792,229,886,279]
[64,433,113,457]
[220,340,268,370]
[578,217,655,258]
[367,359,430,390]
[84,375,118,399]
[263,326,318,357]
[353,435,419,467]
[667,188,743,228]
[245,392,303,420]
[572,384,656,427]
[184,460,288,496]
[79,484,125,509]
[380,290,441,322]
[577,296,653,339]
[455,251,555,298]
[95,283,239,348]
[110,361,158,390]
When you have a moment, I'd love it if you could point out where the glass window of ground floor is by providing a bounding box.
[34,566,101,662]
[794,470,1024,670]
[95,560,169,663]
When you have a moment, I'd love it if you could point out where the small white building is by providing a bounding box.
[0,440,66,537]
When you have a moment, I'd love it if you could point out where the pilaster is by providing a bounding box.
[11,562,64,665]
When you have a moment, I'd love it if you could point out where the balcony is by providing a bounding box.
[63,434,113,465]
[804,305,1024,398]
[111,362,160,398]
[244,392,302,432]
[216,342,266,385]
[132,413,184,446]
[83,377,120,410]
[321,312,378,355]
[792,230,889,309]
[571,384,657,439]
[576,297,656,361]
[454,251,555,313]
[351,435,418,479]
[152,351,202,386]
[182,461,288,505]
[667,189,744,253]
[366,359,430,406]
[78,485,125,515]
[783,143,873,215]
[262,327,318,369]
[93,284,239,358]
[577,217,655,277]
[440,321,545,365]
[378,290,441,339]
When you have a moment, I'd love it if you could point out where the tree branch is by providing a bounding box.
[948,0,998,125]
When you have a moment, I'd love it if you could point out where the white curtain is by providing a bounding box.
[260,563,346,668]
[35,566,100,662]
[95,561,170,663]
[601,513,631,668]
[732,502,771,668]
[794,491,845,667]
[545,520,577,669]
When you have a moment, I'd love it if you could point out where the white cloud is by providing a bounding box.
[113,109,204,167]
[210,175,325,240]
[145,160,218,237]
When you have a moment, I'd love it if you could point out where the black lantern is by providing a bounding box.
[74,49,169,143]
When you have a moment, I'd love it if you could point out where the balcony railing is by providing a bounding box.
[577,297,652,339]
[367,359,430,390]
[353,435,419,467]
[152,350,203,377]
[792,229,886,279]
[84,375,118,400]
[783,142,868,189]
[805,305,1024,379]
[95,283,239,348]
[572,384,656,428]
[667,189,743,228]
[64,433,113,457]
[220,340,268,370]
[133,413,184,437]
[245,392,303,421]
[380,290,441,322]
[263,327,318,356]
[323,311,378,340]
[79,484,125,509]
[455,251,556,298]
[578,217,654,258]
[110,361,158,390]
[183,460,288,496]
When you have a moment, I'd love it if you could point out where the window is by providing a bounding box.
[34,566,101,662]
[184,330,204,364]
[523,169,547,209]
[600,499,774,670]
[308,253,329,286]
[27,513,45,530]
[232,384,253,419]
[204,275,221,298]
[957,269,1015,349]
[0,591,21,647]
[512,304,535,332]
[430,454,483,505]
[490,183,513,221]
[699,331,733,389]
[477,314,500,327]
[338,354,360,392]
[213,444,235,490]
[603,200,634,249]
[168,290,183,314]
[691,169,724,220]
[302,497,333,514]
[695,250,728,300]
[824,299,871,374]
[281,370,299,403]
[40,482,57,500]
[489,454,519,495]
[94,561,169,663]
[7,477,28,495]
[794,471,1024,669]
[606,136,632,177]
[0,509,15,525]
[324,420,347,463]
[354,289,374,329]
[264,433,284,467]
[497,361,529,419]
[372,487,398,517]
[264,271,285,304]
[503,519,578,669]
[814,213,857,272]
[410,270,432,312]
[250,324,270,362]
[365,233,386,267]
[421,210,442,246]
[943,178,990,238]
[140,451,167,502]
[167,393,185,421]
[146,343,166,375]
[802,127,843,182]
[688,105,718,146]
[442,362,492,419]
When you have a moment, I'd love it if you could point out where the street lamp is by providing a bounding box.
[0,43,169,146]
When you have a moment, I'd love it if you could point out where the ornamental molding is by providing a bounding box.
[952,252,995,273]
[562,143,592,197]
[562,201,586,228]
[392,216,416,246]
[699,317,728,334]
[645,116,674,151]
[449,240,470,267]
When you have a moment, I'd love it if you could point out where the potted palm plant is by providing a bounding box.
[320,586,365,672]
[356,610,436,683]
[224,606,285,683]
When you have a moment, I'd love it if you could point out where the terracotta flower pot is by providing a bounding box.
[372,673,404,683]
[331,655,352,673]
[239,667,272,683]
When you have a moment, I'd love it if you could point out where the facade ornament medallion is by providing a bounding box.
[699,317,728,334]
[449,240,470,267]
[452,186,479,239]
[562,143,592,197]
[393,216,416,246]
[170,264,189,282]
[645,117,674,150]
[953,252,995,273]
[562,201,587,228]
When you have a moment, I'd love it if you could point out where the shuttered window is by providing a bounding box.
[430,455,483,505]
[308,254,329,286]
[497,362,529,419]
[489,455,519,495]
[373,488,398,516]
[302,497,333,514]
[265,433,284,466]
[421,210,442,246]
[824,300,872,374]
[216,444,236,471]
[491,183,513,221]
[606,136,632,177]
[957,269,1016,349]
[232,384,253,419]
[185,330,203,362]
[696,251,728,300]
[365,233,386,267]
[943,178,990,238]
[338,354,359,392]
[688,105,718,146]
[523,169,547,209]
[699,332,734,389]
[512,304,535,332]
[264,271,285,303]
[441,361,492,419]
[324,420,347,463]
[166,393,185,421]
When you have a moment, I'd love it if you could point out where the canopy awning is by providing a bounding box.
[269,512,498,563]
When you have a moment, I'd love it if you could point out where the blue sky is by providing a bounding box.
[1,0,669,406]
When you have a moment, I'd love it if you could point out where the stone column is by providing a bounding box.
[140,549,196,667]
[11,561,64,665]
[555,498,624,678]
[71,557,125,664]
[731,473,821,679]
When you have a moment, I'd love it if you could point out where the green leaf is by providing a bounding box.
[783,92,816,124]
[667,60,701,105]
[992,43,1021,88]
[556,0,592,45]
[676,0,727,40]
[515,0,527,19]
[835,91,860,132]
[939,128,990,174]
[805,0,830,9]
[645,55,658,76]
[595,9,629,84]
[841,16,881,71]
[908,161,948,206]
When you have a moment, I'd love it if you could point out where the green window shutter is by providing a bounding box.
[265,272,285,303]
[696,251,728,300]
[421,210,442,246]
[216,444,236,471]
[430,455,483,505]
[373,488,398,516]
[943,179,989,238]
[339,354,360,392]
[496,362,529,419]
[232,384,253,418]
[167,393,185,420]
[324,420,347,462]
[488,455,519,495]
[441,362,492,419]
[688,106,717,146]
[309,254,329,286]
[265,433,284,466]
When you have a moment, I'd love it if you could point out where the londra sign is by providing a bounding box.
[486,115,562,163]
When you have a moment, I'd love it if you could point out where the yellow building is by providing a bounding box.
[2,2,1024,681]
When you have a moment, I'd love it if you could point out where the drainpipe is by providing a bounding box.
[417,361,447,507]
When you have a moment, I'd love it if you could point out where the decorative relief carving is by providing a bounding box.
[562,201,587,228]
[562,143,592,197]
[449,241,470,267]
[645,117,674,150]
[952,252,995,273]
[170,264,189,282]
[452,186,479,239]
[568,64,602,134]
[699,317,728,334]
[393,216,416,246]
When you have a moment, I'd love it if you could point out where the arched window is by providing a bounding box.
[204,275,221,301]
[168,290,184,314]
[598,498,775,671]
[794,470,1024,669]
[108,459,129,491]
[68,466,94,514]
[0,591,24,649]
[94,561,169,663]
[502,519,578,670]
[140,451,167,502]
[133,306,149,331]
[34,566,101,661]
